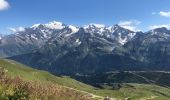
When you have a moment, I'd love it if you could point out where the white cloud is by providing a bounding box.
[149,24,170,30]
[152,12,156,15]
[159,11,170,17]
[152,11,170,18]
[0,0,10,11]
[118,20,141,31]
[9,27,25,33]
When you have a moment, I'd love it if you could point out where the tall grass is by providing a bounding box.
[0,67,92,100]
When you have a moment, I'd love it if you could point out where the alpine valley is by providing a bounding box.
[1,21,170,100]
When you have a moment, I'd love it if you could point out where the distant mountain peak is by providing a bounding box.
[84,23,105,29]
[107,24,120,31]
[148,27,170,36]
[31,21,66,30]
[45,21,66,30]
[68,25,79,34]
[90,23,105,28]
[31,24,41,29]
[152,27,169,33]
[113,24,120,28]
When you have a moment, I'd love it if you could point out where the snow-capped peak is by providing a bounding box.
[84,23,105,29]
[31,21,66,30]
[149,27,170,36]
[107,25,126,33]
[45,21,66,30]
[107,26,116,33]
[64,25,79,37]
[31,24,41,29]
[68,25,79,33]
[83,23,107,35]
[90,23,105,28]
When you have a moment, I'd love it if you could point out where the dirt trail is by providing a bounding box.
[140,96,158,100]
[62,86,117,100]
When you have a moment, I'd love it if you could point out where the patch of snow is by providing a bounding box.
[99,28,105,33]
[75,38,82,45]
[150,31,170,37]
[69,25,79,34]
[118,33,128,45]
[119,37,127,45]
[40,30,47,38]
[107,26,116,33]
[0,34,2,40]
[106,34,110,38]
[128,32,136,39]
[65,25,79,37]
[75,39,79,43]
[31,35,38,40]
[40,29,52,39]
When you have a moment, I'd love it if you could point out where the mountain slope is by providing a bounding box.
[0,59,96,100]
[113,27,170,70]
[0,59,96,91]
[7,23,140,75]
[0,21,137,58]
[0,21,79,58]
[1,59,170,100]
[9,26,170,75]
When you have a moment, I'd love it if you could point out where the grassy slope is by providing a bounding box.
[1,59,170,100]
[0,59,96,92]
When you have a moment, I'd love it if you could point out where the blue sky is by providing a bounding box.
[0,0,170,34]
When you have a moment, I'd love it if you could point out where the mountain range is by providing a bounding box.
[1,21,170,75]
